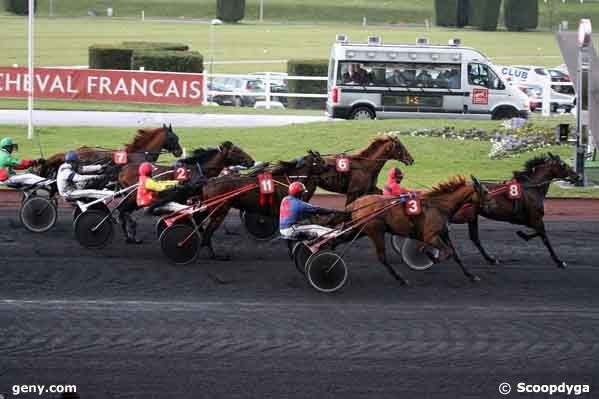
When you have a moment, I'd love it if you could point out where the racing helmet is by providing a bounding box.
[392,167,404,178]
[65,151,79,162]
[138,162,153,177]
[288,182,306,197]
[0,137,17,153]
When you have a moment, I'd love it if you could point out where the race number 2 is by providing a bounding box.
[175,167,189,181]
[508,182,522,200]
[336,157,350,173]
[259,173,274,194]
[113,150,127,165]
[405,198,422,216]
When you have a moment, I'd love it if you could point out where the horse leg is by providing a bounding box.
[117,201,142,244]
[532,222,567,268]
[441,231,480,282]
[364,223,409,286]
[200,205,232,261]
[468,216,499,265]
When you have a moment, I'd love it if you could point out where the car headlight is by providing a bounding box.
[523,102,530,110]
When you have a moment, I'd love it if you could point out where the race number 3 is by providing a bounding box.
[113,150,128,165]
[508,182,522,200]
[405,198,422,216]
[175,167,189,181]
[336,157,350,173]
[259,173,274,194]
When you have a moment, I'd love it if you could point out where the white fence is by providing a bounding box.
[202,72,328,109]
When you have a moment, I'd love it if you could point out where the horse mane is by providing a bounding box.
[513,153,560,181]
[354,136,393,158]
[125,127,164,152]
[422,176,468,198]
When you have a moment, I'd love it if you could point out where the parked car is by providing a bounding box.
[547,68,575,96]
[207,77,267,107]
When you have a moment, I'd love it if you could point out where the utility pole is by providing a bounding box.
[27,0,35,140]
[575,18,592,186]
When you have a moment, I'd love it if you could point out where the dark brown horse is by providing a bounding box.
[189,150,330,258]
[347,176,491,285]
[117,141,256,243]
[452,153,581,267]
[306,135,414,205]
[38,124,183,180]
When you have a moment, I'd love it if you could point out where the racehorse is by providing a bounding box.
[116,141,256,243]
[347,176,492,285]
[307,135,415,205]
[186,150,330,258]
[451,153,581,268]
[37,124,183,181]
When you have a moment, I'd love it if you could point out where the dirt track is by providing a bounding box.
[0,209,597,398]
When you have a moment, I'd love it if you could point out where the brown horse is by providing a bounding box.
[307,135,414,205]
[452,153,581,267]
[189,150,330,258]
[347,176,491,285]
[38,124,183,180]
[116,141,256,243]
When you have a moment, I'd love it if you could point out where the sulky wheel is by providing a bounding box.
[305,250,348,294]
[74,209,114,249]
[241,211,279,241]
[159,223,200,265]
[19,195,58,233]
[292,242,313,276]
[155,218,168,239]
[400,238,434,271]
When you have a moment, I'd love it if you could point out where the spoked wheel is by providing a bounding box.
[292,242,312,275]
[305,250,348,293]
[156,219,168,239]
[72,206,82,225]
[400,238,434,271]
[241,211,279,241]
[19,195,58,233]
[74,209,114,249]
[160,223,200,265]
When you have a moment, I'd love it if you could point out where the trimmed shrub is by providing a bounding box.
[287,59,327,110]
[89,45,134,70]
[469,0,501,31]
[434,0,459,27]
[121,42,190,51]
[131,50,204,73]
[504,0,538,31]
[216,0,245,23]
[4,0,37,15]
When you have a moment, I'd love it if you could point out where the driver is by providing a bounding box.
[0,137,46,186]
[383,167,409,196]
[136,162,190,214]
[279,182,341,240]
[57,151,114,200]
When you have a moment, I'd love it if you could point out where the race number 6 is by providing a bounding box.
[336,157,350,173]
[113,150,127,165]
[405,198,422,216]
[508,183,522,200]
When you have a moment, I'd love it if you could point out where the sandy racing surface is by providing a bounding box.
[0,208,597,398]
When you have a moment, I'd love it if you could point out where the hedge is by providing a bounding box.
[121,42,189,51]
[89,41,197,71]
[434,0,459,27]
[217,0,245,23]
[504,0,538,31]
[287,59,327,110]
[131,50,204,73]
[4,0,37,15]
[469,0,501,31]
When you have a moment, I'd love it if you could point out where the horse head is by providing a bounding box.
[305,150,329,175]
[219,141,255,168]
[161,123,183,158]
[388,135,415,165]
[547,152,581,184]
[470,175,495,212]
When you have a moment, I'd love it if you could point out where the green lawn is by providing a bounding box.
[0,16,589,73]
[19,0,599,29]
[1,120,595,197]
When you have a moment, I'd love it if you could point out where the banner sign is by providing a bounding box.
[0,67,203,105]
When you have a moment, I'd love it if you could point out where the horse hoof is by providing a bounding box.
[557,261,567,269]
[470,275,481,283]
[400,279,411,287]
[125,238,143,245]
[488,258,500,266]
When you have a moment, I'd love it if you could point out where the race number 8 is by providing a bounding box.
[113,151,127,165]
[405,199,422,216]
[508,183,522,200]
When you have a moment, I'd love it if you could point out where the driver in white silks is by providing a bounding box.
[57,151,114,201]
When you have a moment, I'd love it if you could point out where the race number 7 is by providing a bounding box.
[405,198,422,216]
[113,150,127,165]
[259,173,274,194]
[508,182,522,200]
[336,157,350,173]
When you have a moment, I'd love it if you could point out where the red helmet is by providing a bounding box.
[392,167,404,178]
[288,182,306,196]
[138,162,153,177]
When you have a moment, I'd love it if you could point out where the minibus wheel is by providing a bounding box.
[350,106,375,120]
[491,106,519,120]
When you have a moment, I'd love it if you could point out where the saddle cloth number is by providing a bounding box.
[259,173,274,194]
[113,151,128,165]
[336,157,350,173]
[508,182,522,200]
[175,167,189,181]
[405,198,422,216]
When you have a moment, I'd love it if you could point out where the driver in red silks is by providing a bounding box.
[383,167,409,196]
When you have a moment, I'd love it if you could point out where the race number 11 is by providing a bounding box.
[259,173,274,194]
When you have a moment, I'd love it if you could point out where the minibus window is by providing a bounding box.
[468,63,505,90]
